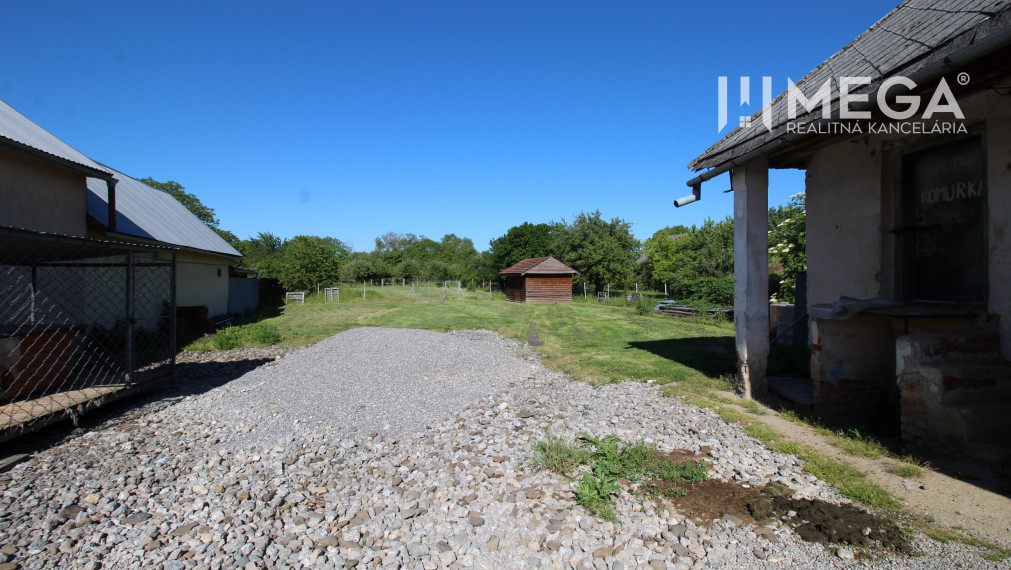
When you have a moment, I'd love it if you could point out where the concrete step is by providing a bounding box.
[920,361,1011,405]
[945,400,1011,442]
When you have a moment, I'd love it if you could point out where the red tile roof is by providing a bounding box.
[498,256,579,276]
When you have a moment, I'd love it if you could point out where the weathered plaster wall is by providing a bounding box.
[805,139,895,425]
[177,251,230,318]
[810,315,897,427]
[805,140,884,306]
[0,145,87,236]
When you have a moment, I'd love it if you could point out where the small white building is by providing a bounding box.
[685,0,1011,462]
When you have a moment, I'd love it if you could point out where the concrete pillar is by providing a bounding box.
[732,157,770,398]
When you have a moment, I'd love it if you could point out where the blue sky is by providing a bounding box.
[1,1,897,252]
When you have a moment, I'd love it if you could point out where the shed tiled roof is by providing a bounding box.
[0,98,112,176]
[87,169,241,258]
[688,0,1011,172]
[499,256,580,276]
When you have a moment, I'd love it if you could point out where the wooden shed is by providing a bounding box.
[498,257,579,303]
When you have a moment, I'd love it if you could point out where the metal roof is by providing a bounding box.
[499,256,580,276]
[688,0,1011,174]
[87,170,241,258]
[0,98,111,176]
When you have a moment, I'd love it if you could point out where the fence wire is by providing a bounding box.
[0,228,176,442]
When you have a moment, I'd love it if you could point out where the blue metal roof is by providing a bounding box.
[0,98,111,176]
[87,170,241,258]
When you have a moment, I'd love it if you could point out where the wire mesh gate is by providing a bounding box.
[0,227,176,443]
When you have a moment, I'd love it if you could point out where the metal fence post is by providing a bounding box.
[29,264,37,324]
[125,250,135,384]
[170,250,177,386]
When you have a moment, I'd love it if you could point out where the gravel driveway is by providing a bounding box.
[0,327,1003,569]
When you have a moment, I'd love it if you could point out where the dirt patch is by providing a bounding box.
[714,390,1011,547]
[659,478,761,522]
[781,495,910,553]
[655,446,711,462]
[660,477,911,554]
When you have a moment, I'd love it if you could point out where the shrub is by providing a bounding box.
[670,275,734,306]
[213,329,240,350]
[633,297,656,316]
[244,322,281,345]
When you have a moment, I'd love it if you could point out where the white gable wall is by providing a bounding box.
[176,250,231,319]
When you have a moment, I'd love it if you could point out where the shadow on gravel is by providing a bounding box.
[626,337,736,378]
[1,357,275,470]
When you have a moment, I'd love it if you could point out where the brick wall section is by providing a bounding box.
[895,328,1002,453]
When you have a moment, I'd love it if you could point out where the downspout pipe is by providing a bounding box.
[684,19,1011,191]
[107,178,118,233]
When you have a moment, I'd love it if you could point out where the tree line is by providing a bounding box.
[143,178,806,304]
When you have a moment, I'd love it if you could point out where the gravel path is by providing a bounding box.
[0,327,1006,569]
[179,328,537,450]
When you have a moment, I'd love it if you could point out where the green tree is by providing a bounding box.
[552,211,639,293]
[235,232,283,271]
[402,237,441,264]
[140,177,238,245]
[643,219,734,305]
[372,232,419,267]
[640,225,690,289]
[374,232,419,254]
[769,193,806,303]
[437,234,480,280]
[487,222,554,272]
[393,258,422,281]
[273,235,350,292]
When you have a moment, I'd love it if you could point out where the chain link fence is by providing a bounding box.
[0,227,176,443]
[298,280,504,302]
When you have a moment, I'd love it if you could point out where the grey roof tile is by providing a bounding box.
[688,0,1010,172]
[87,170,241,258]
[0,99,110,175]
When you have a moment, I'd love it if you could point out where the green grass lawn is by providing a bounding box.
[187,297,736,395]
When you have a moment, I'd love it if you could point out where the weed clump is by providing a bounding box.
[212,322,282,350]
[533,432,710,521]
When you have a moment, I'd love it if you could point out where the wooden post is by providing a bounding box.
[664,283,668,297]
[583,282,586,298]
[363,281,366,299]
[624,284,628,306]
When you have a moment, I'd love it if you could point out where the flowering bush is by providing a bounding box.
[768,193,806,303]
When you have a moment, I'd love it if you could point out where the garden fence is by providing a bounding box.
[0,227,176,443]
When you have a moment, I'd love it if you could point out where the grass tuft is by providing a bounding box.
[917,523,1011,561]
[533,435,591,475]
[742,399,767,415]
[533,432,710,522]
[890,460,924,479]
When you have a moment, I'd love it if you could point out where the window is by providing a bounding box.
[898,136,986,304]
